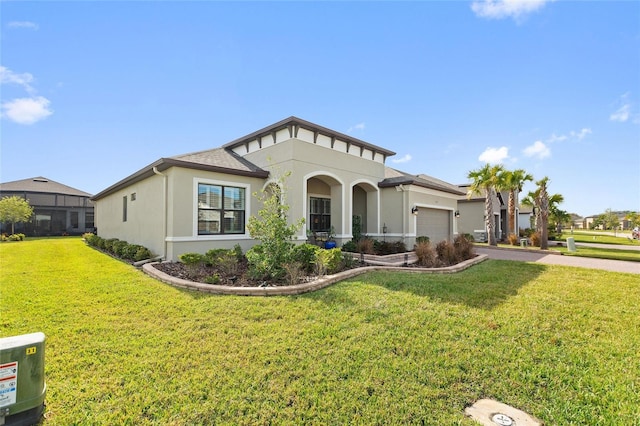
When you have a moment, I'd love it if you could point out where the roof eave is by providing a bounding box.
[91,158,269,201]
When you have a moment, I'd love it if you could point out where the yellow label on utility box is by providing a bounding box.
[26,347,37,355]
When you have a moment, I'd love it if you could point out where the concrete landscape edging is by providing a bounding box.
[142,254,488,296]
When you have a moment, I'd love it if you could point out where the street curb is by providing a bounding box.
[477,244,563,255]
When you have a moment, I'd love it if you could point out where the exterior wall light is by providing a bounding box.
[411,206,418,215]
[454,210,460,218]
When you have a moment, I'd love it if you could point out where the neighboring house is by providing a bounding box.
[456,185,507,242]
[519,206,534,231]
[92,116,465,261]
[0,176,94,236]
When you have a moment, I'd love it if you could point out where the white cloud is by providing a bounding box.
[523,140,550,159]
[1,96,53,125]
[546,133,567,144]
[0,65,36,94]
[347,122,365,133]
[610,104,631,122]
[471,0,552,20]
[571,128,592,140]
[392,154,412,164]
[0,66,53,125]
[8,21,39,30]
[546,128,592,143]
[478,146,509,164]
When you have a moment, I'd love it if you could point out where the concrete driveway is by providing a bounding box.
[475,246,640,274]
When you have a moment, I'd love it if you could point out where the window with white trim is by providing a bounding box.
[197,183,246,235]
[310,197,331,232]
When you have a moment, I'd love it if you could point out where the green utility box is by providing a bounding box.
[0,332,46,426]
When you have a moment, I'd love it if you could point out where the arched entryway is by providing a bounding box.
[351,181,379,238]
[305,173,344,239]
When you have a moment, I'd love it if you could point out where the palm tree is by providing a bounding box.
[467,164,506,246]
[523,177,562,250]
[503,169,533,236]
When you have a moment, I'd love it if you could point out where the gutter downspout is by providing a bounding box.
[153,167,167,260]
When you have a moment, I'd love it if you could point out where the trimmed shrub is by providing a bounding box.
[415,241,438,267]
[205,249,228,267]
[415,236,430,245]
[179,252,205,273]
[231,244,243,262]
[341,252,359,270]
[217,251,239,277]
[112,240,129,257]
[531,232,541,247]
[314,248,344,275]
[205,274,221,285]
[134,246,152,262]
[436,240,458,266]
[283,261,305,286]
[357,238,375,254]
[341,240,357,253]
[291,243,320,273]
[453,234,475,261]
[247,244,285,280]
[103,238,120,254]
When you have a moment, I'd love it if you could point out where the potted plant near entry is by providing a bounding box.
[324,226,337,249]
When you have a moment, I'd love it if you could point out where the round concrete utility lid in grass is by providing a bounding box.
[491,413,514,426]
[465,399,543,426]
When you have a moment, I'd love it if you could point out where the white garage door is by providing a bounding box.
[417,208,451,243]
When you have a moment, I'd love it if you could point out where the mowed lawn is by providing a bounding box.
[1,239,639,425]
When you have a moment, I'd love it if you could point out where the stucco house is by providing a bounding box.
[92,117,466,261]
[0,176,94,236]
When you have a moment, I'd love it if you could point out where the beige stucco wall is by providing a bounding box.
[95,174,165,257]
[164,167,267,261]
[96,134,466,261]
[243,137,385,243]
[457,192,502,240]
[380,185,459,247]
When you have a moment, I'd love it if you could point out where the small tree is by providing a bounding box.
[625,211,640,229]
[0,196,34,234]
[600,209,621,235]
[246,172,305,280]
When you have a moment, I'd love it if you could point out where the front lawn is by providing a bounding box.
[560,231,640,246]
[1,238,638,424]
[550,245,640,262]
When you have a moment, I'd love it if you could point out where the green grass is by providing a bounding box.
[560,231,640,246]
[1,238,639,424]
[551,245,640,262]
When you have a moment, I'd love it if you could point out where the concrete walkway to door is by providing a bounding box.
[475,246,640,274]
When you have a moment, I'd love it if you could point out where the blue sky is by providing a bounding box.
[1,1,639,217]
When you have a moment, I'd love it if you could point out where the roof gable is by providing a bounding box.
[223,116,396,163]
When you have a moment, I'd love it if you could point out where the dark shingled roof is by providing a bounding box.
[170,148,267,175]
[91,148,269,201]
[0,177,92,197]
[378,168,465,196]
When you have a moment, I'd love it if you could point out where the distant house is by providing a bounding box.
[456,186,510,242]
[0,177,94,236]
[92,116,466,261]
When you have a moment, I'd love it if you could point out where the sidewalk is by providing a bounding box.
[475,246,640,274]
